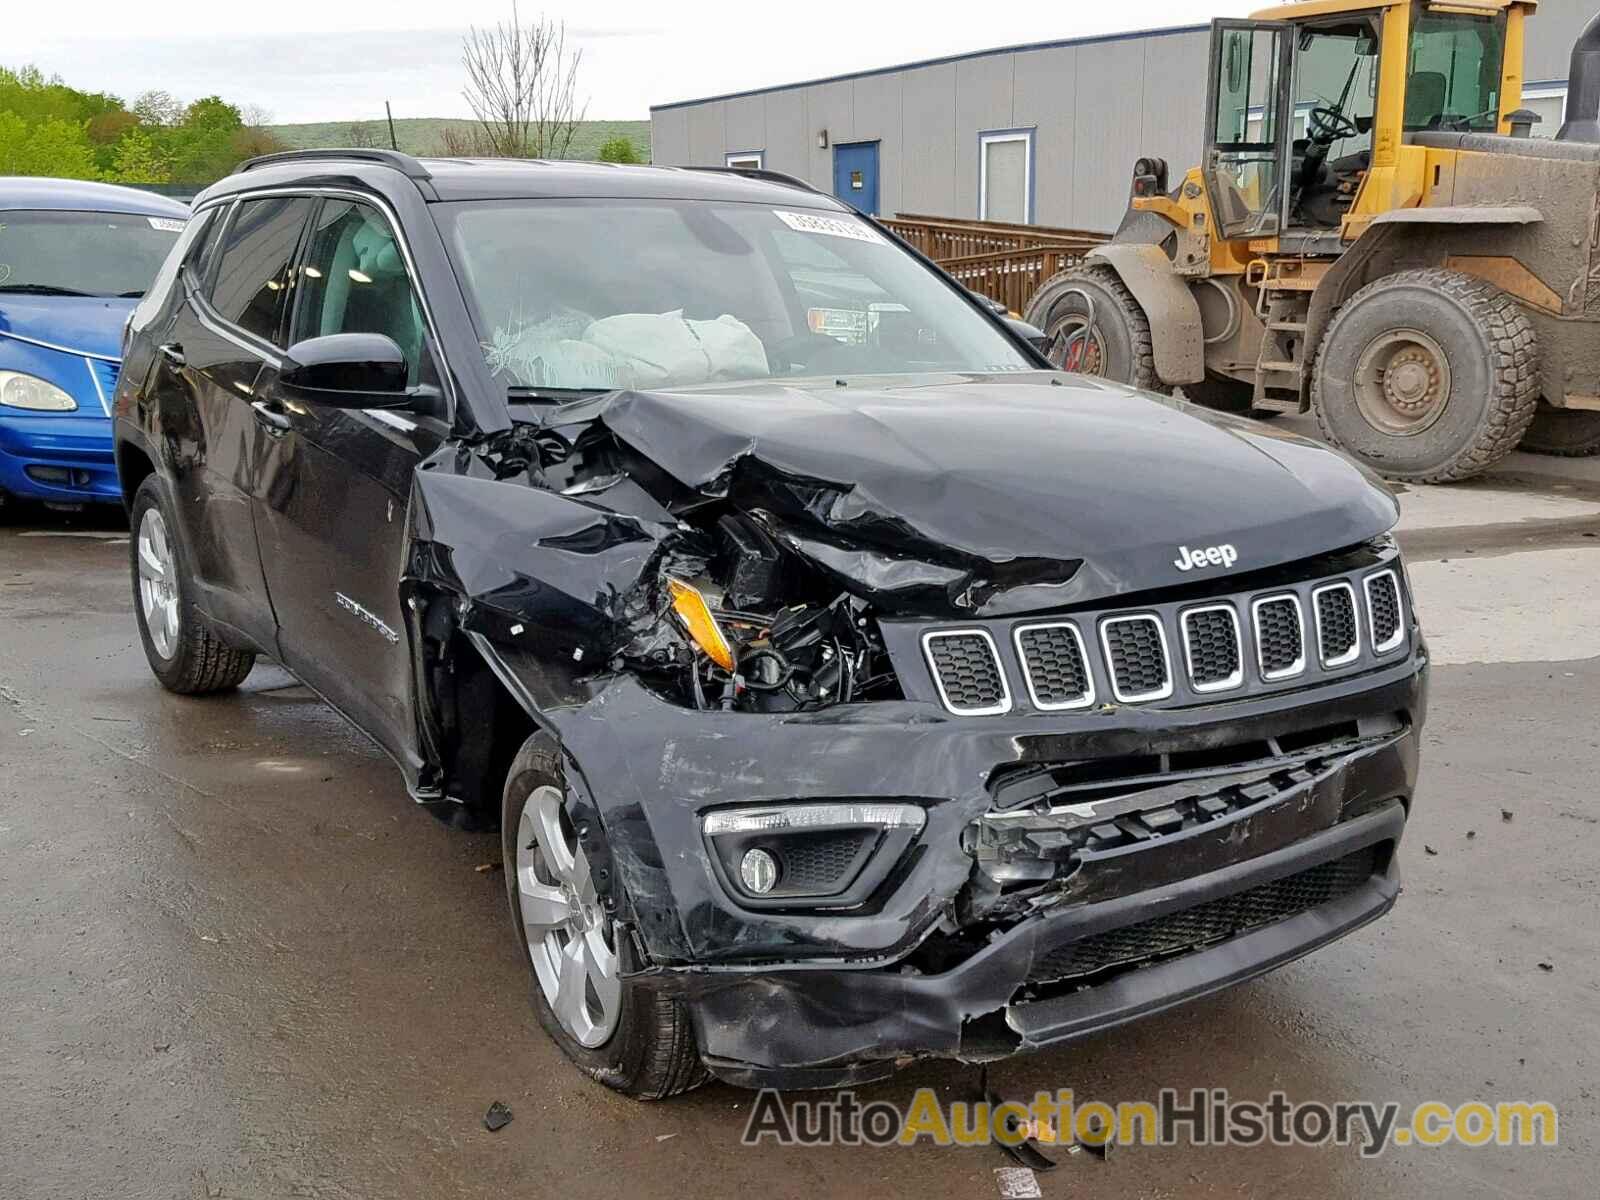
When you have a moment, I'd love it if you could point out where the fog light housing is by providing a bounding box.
[739,848,779,894]
[702,802,925,909]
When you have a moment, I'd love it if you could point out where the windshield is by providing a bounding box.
[0,209,184,298]
[436,198,1034,392]
[1404,12,1507,132]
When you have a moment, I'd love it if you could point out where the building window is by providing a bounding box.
[1521,84,1568,137]
[726,151,764,169]
[979,129,1034,224]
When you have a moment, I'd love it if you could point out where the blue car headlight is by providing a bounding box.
[0,370,77,412]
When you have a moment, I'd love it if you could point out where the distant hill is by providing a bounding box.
[266,118,650,162]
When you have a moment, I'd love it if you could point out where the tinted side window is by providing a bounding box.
[207,197,313,346]
[293,199,427,384]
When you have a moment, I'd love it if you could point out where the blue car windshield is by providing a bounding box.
[435,198,1034,393]
[0,209,184,298]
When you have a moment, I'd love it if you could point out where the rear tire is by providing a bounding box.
[1520,407,1600,457]
[501,734,707,1100]
[1311,268,1537,482]
[1024,264,1165,392]
[130,476,256,694]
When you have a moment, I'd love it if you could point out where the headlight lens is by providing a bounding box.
[0,371,77,412]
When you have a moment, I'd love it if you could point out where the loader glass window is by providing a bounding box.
[1209,25,1287,238]
[1405,13,1506,132]
[1289,21,1378,228]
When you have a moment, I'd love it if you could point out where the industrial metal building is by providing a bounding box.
[650,2,1597,233]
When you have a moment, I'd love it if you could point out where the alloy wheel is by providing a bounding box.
[515,785,622,1048]
[136,506,180,659]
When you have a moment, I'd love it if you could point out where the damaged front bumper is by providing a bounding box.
[517,640,1425,1090]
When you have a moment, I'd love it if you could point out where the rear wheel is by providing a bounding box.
[1520,407,1600,457]
[501,734,706,1100]
[1311,268,1537,482]
[130,476,256,694]
[1024,264,1164,392]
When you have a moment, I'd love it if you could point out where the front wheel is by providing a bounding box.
[501,734,706,1100]
[1311,268,1537,482]
[1520,406,1600,457]
[1024,264,1165,391]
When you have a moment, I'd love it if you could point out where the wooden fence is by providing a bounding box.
[880,214,1108,313]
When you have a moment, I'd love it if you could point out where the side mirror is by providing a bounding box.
[967,288,1010,316]
[280,333,413,409]
[1003,315,1048,355]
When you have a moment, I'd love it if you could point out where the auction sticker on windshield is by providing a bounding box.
[147,217,187,233]
[774,210,886,244]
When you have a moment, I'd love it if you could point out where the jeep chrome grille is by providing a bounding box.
[918,564,1407,715]
[1014,622,1094,710]
[1252,595,1305,680]
[1313,583,1360,667]
[1365,570,1404,653]
[1181,604,1242,692]
[923,629,1011,715]
[1100,615,1173,703]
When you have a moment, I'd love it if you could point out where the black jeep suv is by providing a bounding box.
[114,149,1426,1098]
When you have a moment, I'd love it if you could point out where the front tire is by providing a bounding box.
[1311,269,1537,482]
[500,734,706,1100]
[130,476,256,694]
[1520,406,1600,457]
[1024,264,1165,392]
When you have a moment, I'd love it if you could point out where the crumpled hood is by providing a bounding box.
[0,295,134,361]
[560,373,1398,615]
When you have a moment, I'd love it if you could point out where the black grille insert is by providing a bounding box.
[1016,623,1092,709]
[1254,596,1304,678]
[1101,616,1170,701]
[1182,605,1241,690]
[1366,571,1403,651]
[1314,584,1359,665]
[925,631,1009,714]
[1025,846,1382,987]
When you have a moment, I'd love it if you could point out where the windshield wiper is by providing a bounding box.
[506,385,610,402]
[115,290,145,298]
[0,283,95,297]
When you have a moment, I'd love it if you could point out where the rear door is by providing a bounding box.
[251,196,446,768]
[159,195,314,648]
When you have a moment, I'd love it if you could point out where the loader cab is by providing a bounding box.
[1204,2,1513,242]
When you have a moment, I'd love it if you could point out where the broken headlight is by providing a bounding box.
[659,516,902,713]
[702,802,925,908]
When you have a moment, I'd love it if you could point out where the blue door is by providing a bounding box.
[832,142,880,215]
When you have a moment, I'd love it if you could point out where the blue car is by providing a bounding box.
[0,178,188,508]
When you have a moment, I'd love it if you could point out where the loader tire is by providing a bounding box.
[1311,268,1537,483]
[1520,407,1600,457]
[1024,264,1165,392]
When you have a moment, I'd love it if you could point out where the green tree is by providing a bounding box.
[109,127,171,183]
[0,115,98,177]
[595,135,641,164]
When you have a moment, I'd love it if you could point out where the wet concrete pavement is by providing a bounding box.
[3,437,1597,1199]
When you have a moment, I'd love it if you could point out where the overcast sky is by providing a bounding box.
[10,0,1261,124]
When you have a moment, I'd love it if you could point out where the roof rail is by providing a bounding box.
[238,148,433,181]
[683,165,825,196]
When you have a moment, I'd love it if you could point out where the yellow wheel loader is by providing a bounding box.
[1026,0,1600,481]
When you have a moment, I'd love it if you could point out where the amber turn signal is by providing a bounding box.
[667,578,736,671]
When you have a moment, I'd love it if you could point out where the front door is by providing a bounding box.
[832,142,880,215]
[1204,20,1292,239]
[251,197,445,770]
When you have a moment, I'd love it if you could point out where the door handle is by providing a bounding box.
[157,342,186,368]
[250,399,292,434]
